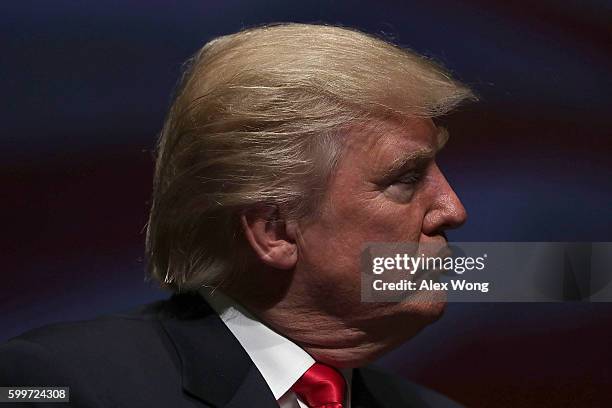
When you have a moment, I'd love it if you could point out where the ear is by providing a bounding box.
[240,205,298,270]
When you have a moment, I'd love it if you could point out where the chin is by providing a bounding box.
[414,299,447,322]
[374,296,447,352]
[400,288,447,322]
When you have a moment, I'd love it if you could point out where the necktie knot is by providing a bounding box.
[292,362,346,408]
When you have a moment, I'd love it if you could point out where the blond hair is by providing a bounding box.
[145,23,475,291]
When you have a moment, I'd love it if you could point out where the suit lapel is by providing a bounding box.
[158,293,278,408]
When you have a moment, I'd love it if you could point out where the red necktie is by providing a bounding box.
[291,362,346,408]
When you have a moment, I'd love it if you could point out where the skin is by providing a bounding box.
[232,116,467,368]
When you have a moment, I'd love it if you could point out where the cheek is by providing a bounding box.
[298,192,426,277]
[368,198,426,242]
[337,191,426,244]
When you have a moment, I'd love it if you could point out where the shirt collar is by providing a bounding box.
[200,289,316,400]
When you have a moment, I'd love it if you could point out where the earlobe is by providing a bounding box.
[240,206,298,270]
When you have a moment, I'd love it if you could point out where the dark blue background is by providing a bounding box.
[2,1,611,406]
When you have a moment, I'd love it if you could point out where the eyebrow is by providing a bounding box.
[381,127,449,180]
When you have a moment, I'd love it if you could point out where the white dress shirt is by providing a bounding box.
[201,289,352,408]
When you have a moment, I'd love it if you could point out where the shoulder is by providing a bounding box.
[356,365,464,408]
[0,296,191,406]
[1,299,168,366]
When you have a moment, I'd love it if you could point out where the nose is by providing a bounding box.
[421,163,467,236]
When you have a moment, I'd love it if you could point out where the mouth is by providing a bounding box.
[410,240,452,282]
[435,244,452,259]
[412,264,444,283]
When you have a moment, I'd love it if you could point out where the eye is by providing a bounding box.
[383,171,424,202]
[394,172,423,186]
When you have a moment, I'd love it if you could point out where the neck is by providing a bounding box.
[222,267,426,368]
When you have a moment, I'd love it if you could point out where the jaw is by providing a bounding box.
[283,300,445,368]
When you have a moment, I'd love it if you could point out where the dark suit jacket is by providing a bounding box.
[0,293,463,407]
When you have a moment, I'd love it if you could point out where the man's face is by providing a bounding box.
[291,116,467,365]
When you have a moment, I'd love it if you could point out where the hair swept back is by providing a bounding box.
[145,22,476,291]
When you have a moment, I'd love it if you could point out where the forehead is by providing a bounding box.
[343,117,442,173]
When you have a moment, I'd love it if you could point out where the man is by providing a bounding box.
[1,23,474,407]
